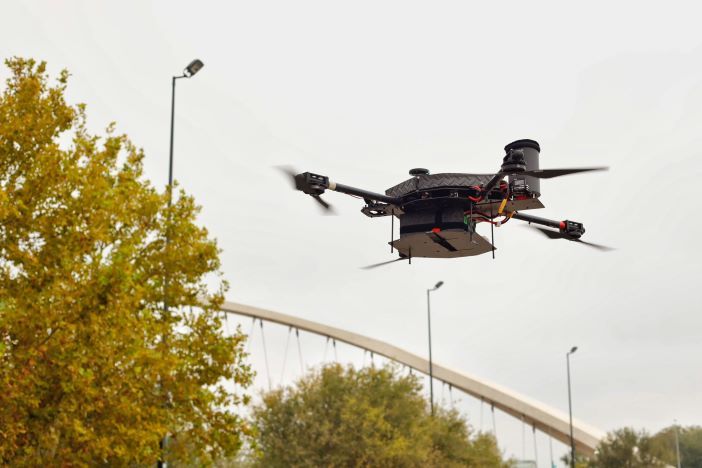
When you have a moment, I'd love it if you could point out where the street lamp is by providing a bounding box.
[566,346,578,468]
[427,280,444,416]
[169,58,204,198]
[184,59,204,77]
[160,58,204,468]
[674,420,681,468]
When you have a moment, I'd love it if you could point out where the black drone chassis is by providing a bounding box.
[283,139,609,264]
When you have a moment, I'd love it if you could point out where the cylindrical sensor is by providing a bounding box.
[505,139,541,197]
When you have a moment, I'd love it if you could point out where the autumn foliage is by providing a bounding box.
[0,58,251,465]
[251,364,508,467]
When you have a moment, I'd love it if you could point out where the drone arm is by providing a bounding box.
[330,181,399,205]
[512,212,586,238]
[293,171,398,204]
[511,212,565,230]
[292,168,400,210]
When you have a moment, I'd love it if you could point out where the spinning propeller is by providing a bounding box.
[277,166,334,213]
[526,225,614,251]
[361,257,409,270]
[478,147,609,196]
[518,167,608,179]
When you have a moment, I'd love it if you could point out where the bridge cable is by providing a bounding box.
[223,309,232,336]
[259,320,272,391]
[533,424,539,466]
[239,317,257,401]
[222,311,237,399]
[279,326,292,385]
[549,429,554,468]
[480,398,485,432]
[522,415,526,460]
[245,317,256,353]
[449,384,454,408]
[491,404,497,437]
[295,328,304,373]
[323,336,330,362]
[333,339,338,361]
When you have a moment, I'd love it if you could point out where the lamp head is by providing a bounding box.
[435,281,444,289]
[184,59,204,77]
[569,346,578,354]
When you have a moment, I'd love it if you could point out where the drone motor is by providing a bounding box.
[504,139,541,197]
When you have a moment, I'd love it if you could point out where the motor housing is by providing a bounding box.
[505,139,541,197]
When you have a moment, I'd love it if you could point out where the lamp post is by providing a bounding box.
[566,346,578,468]
[168,58,204,200]
[427,280,443,416]
[674,420,681,468]
[160,58,204,468]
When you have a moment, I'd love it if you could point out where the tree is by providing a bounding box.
[560,452,590,468]
[250,363,508,467]
[0,58,252,465]
[653,425,702,468]
[587,427,670,468]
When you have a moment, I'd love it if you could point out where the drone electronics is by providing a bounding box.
[280,139,611,268]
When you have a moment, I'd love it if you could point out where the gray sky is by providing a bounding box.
[4,1,702,465]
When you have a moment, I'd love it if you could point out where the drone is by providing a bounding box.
[281,139,611,268]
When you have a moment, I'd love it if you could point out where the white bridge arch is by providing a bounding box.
[221,301,605,456]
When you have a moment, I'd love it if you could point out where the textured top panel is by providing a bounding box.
[385,173,496,197]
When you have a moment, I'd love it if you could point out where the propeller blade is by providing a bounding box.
[528,226,614,251]
[275,165,298,187]
[573,239,615,252]
[531,226,565,240]
[361,257,409,270]
[275,165,334,213]
[520,167,608,179]
[311,194,334,213]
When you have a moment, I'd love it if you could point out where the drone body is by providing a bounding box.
[283,139,609,266]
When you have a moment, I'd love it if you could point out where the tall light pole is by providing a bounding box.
[160,58,204,468]
[566,346,578,468]
[168,58,204,201]
[427,280,443,416]
[674,419,681,468]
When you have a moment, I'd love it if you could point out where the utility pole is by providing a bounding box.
[674,420,681,468]
[426,280,443,416]
[566,346,578,468]
[159,58,204,468]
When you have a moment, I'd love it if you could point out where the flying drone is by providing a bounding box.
[281,139,611,268]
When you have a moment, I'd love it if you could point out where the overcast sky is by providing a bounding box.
[4,1,702,465]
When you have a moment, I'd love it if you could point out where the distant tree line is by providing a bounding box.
[564,425,702,468]
[245,363,510,467]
